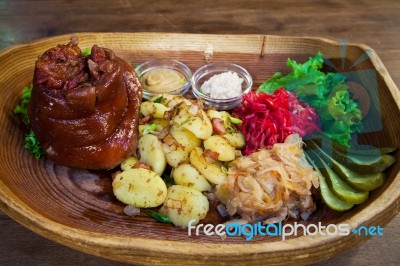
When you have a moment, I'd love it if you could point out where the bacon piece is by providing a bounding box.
[164,109,177,120]
[155,127,170,140]
[203,149,220,162]
[211,118,226,135]
[139,115,153,125]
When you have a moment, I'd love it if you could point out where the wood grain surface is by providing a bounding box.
[0,1,399,265]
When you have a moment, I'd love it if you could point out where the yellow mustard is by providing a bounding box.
[142,68,185,93]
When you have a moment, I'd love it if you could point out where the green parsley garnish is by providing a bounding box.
[24,130,44,159]
[82,48,91,56]
[222,115,239,133]
[144,210,171,223]
[14,85,33,126]
[142,123,157,135]
[14,85,44,159]
[153,95,164,104]
[179,118,194,126]
[162,172,175,185]
[226,125,235,134]
[229,116,242,125]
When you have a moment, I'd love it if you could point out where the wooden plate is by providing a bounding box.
[0,33,399,265]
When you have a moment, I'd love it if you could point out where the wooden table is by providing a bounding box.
[0,1,399,265]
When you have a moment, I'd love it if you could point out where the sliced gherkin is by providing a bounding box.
[305,141,386,192]
[304,139,397,174]
[305,153,354,211]
[307,150,369,204]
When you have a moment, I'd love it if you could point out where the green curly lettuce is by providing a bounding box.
[258,51,363,146]
[14,85,44,159]
[24,130,44,159]
[14,85,33,126]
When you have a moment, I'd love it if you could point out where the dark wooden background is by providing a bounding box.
[0,0,399,265]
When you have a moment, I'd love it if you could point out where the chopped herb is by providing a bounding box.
[179,117,194,126]
[222,116,234,133]
[229,116,242,125]
[144,210,171,223]
[226,125,235,134]
[24,130,44,159]
[224,116,242,133]
[162,173,175,185]
[143,123,157,135]
[14,85,44,159]
[14,85,33,126]
[153,95,164,104]
[82,48,91,56]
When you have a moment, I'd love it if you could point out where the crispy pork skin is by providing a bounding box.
[29,39,142,169]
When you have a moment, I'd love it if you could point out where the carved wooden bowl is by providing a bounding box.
[0,33,398,265]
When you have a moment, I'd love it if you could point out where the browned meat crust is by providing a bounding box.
[29,39,142,169]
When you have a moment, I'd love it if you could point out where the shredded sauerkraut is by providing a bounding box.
[216,134,319,224]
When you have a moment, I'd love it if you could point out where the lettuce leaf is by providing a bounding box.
[14,85,44,159]
[14,85,33,126]
[24,130,44,159]
[258,52,363,146]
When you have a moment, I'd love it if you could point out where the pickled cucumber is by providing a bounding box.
[305,134,397,157]
[308,151,369,204]
[305,153,354,211]
[305,139,397,174]
[303,135,397,212]
[306,141,386,192]
[333,151,396,174]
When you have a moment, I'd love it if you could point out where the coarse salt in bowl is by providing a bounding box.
[191,62,253,110]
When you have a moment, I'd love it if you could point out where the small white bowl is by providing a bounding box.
[191,62,253,110]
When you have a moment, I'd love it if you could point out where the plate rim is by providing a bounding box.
[0,32,399,265]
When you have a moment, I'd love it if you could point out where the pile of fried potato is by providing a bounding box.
[112,94,245,227]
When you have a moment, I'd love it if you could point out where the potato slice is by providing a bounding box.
[160,185,209,227]
[222,132,245,149]
[153,118,170,129]
[172,164,212,192]
[139,119,171,137]
[139,134,167,175]
[164,147,190,168]
[112,168,167,208]
[140,101,171,119]
[120,156,139,171]
[170,124,201,152]
[190,147,227,185]
[173,109,212,139]
[149,94,192,107]
[203,135,235,161]
[206,109,230,121]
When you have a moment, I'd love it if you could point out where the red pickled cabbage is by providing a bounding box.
[233,88,321,155]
